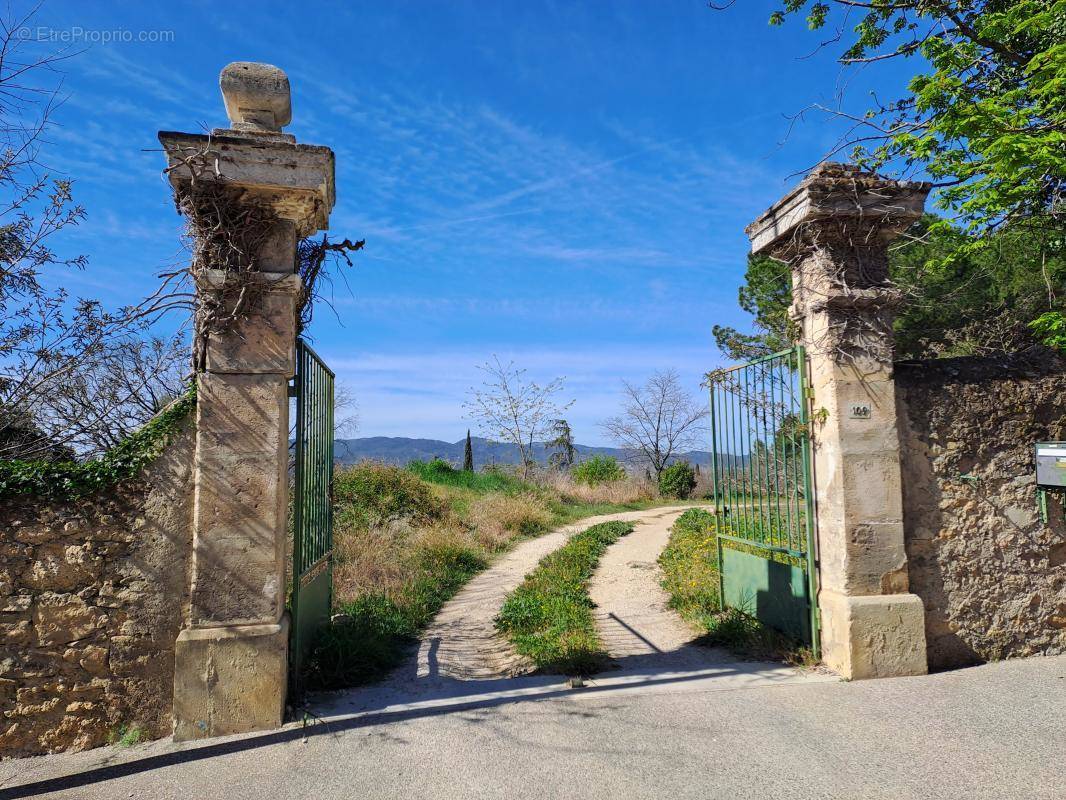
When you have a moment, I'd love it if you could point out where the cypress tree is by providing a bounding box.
[463,429,474,472]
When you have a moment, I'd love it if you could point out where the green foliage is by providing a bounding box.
[570,454,626,486]
[700,607,815,667]
[1029,312,1066,353]
[463,430,474,471]
[108,724,144,748]
[769,1,1066,235]
[333,461,447,526]
[305,542,487,690]
[716,217,1065,361]
[406,458,523,493]
[495,520,633,674]
[659,461,697,499]
[658,509,720,626]
[0,386,196,500]
[712,254,793,360]
[722,2,1066,363]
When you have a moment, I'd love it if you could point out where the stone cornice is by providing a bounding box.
[746,163,930,260]
[158,130,335,237]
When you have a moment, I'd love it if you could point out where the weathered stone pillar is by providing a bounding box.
[746,163,929,679]
[159,63,335,739]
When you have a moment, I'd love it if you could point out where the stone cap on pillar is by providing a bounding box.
[746,163,930,260]
[158,62,335,237]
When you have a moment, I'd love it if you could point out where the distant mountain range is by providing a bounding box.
[333,436,721,471]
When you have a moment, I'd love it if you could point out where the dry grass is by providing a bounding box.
[538,471,656,505]
[466,491,553,549]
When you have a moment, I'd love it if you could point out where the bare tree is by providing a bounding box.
[334,383,359,438]
[601,369,707,481]
[0,6,193,460]
[463,357,573,478]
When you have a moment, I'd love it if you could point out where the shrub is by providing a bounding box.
[571,455,625,486]
[333,461,446,526]
[407,458,522,493]
[659,461,697,499]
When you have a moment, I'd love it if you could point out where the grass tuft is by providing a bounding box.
[495,520,633,675]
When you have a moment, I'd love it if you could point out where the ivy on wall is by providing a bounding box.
[0,385,196,500]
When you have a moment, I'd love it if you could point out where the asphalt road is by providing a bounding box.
[4,654,1064,800]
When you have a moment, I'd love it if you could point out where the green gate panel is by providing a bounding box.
[721,545,810,643]
[290,339,335,696]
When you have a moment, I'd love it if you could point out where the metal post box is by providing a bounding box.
[1036,442,1066,490]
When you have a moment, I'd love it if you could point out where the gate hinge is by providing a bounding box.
[288,384,298,398]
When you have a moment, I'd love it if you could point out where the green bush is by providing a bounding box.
[659,461,697,499]
[571,455,625,486]
[495,520,633,675]
[407,458,522,493]
[333,461,446,526]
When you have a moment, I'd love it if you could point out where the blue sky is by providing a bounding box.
[33,0,914,445]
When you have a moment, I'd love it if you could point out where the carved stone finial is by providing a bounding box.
[219,62,292,132]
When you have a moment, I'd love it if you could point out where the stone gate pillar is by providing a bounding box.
[159,62,335,739]
[746,163,929,679]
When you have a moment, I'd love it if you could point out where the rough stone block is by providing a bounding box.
[32,594,106,646]
[172,619,288,741]
[158,131,335,237]
[819,589,927,679]
[22,543,98,592]
[202,275,299,375]
[191,374,288,626]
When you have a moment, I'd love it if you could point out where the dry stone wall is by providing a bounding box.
[896,348,1066,670]
[0,425,194,757]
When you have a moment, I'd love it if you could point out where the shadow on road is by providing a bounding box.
[2,654,814,799]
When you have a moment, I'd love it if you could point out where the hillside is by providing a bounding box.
[333,436,721,470]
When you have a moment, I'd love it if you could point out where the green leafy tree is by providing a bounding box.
[762,1,1064,236]
[716,216,1065,360]
[712,2,1066,355]
[571,454,626,485]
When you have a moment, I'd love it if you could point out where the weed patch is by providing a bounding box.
[496,520,633,675]
[306,538,486,690]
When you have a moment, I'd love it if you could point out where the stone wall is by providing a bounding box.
[0,424,194,757]
[896,348,1066,670]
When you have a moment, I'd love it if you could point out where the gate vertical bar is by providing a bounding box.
[796,345,820,658]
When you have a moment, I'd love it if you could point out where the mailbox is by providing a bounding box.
[1036,442,1066,490]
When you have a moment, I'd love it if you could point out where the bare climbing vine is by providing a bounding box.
[161,139,363,367]
[176,183,278,368]
[297,236,365,333]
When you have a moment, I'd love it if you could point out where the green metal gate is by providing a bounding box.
[290,338,335,692]
[706,346,819,656]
